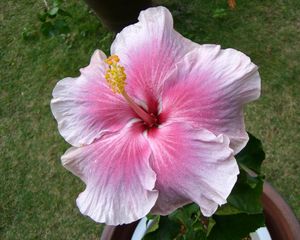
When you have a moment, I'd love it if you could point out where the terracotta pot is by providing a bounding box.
[262,182,300,240]
[84,0,153,32]
[100,182,300,240]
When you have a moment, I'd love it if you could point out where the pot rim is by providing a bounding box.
[100,182,300,240]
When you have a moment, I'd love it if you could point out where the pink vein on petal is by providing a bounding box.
[50,50,136,147]
[61,121,158,225]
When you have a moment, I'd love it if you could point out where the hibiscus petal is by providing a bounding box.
[79,49,107,81]
[61,122,158,225]
[111,6,197,113]
[146,122,239,217]
[50,50,135,147]
[160,45,261,153]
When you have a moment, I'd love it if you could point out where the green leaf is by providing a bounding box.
[53,0,62,7]
[206,218,216,236]
[40,22,55,37]
[168,204,207,239]
[208,213,265,240]
[53,19,70,34]
[143,216,180,240]
[145,216,160,235]
[236,132,265,173]
[146,214,156,220]
[212,8,227,18]
[215,204,241,215]
[48,7,59,16]
[184,227,207,240]
[169,203,199,223]
[246,174,261,189]
[37,11,48,22]
[58,9,72,18]
[227,170,264,214]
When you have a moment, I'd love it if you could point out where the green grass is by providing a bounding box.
[1,0,299,239]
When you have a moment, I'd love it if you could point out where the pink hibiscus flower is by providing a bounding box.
[51,6,260,225]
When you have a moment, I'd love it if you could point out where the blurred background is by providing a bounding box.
[1,0,299,239]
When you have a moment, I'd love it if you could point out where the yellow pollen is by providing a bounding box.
[104,55,126,94]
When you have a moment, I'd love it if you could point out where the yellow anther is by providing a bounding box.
[104,55,126,94]
[105,55,120,65]
[104,55,157,127]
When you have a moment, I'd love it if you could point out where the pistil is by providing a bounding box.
[104,55,157,127]
[122,91,157,127]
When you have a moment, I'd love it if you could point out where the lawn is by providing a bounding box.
[1,0,299,239]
